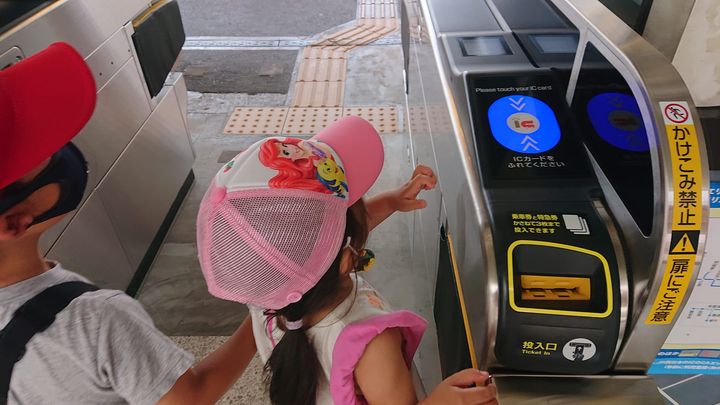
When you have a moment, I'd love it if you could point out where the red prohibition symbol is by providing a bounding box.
[664,103,689,124]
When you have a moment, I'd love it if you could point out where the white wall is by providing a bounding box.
[643,0,695,60]
[672,0,720,107]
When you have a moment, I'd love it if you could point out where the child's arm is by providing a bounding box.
[355,328,497,405]
[365,165,437,231]
[157,316,257,405]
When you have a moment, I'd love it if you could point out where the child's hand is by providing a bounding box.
[365,165,438,231]
[421,369,497,405]
[389,165,437,212]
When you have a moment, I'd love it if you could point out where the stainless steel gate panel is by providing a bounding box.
[75,59,153,191]
[46,192,135,290]
[39,52,153,253]
[549,0,711,371]
[403,0,501,383]
[97,85,194,269]
[494,375,664,404]
[0,0,149,57]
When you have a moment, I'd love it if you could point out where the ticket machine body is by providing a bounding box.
[401,0,710,401]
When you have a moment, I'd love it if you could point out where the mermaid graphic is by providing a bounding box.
[258,138,348,198]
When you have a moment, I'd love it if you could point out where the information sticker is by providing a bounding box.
[711,181,720,215]
[646,102,703,325]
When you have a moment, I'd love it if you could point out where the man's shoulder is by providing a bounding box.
[53,267,146,323]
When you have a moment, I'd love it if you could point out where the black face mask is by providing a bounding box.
[0,143,89,226]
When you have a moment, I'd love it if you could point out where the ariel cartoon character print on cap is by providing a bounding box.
[258,137,349,199]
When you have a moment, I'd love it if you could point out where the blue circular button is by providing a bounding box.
[587,92,649,152]
[488,95,561,154]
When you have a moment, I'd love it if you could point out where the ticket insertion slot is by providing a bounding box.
[520,275,591,301]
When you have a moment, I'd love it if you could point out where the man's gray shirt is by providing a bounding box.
[0,264,194,404]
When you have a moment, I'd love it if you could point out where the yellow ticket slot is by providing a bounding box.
[520,275,591,301]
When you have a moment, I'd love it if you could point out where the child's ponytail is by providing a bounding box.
[264,200,369,405]
[265,316,321,405]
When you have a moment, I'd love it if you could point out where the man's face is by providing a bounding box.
[0,159,64,241]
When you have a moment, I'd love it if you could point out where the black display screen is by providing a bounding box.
[571,43,654,235]
[460,37,511,56]
[468,73,593,186]
[0,1,55,36]
[529,34,579,54]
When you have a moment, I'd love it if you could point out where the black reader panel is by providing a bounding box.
[464,70,623,374]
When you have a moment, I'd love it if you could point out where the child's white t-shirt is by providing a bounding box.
[249,274,426,405]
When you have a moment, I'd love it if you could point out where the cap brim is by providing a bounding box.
[0,42,96,189]
[312,116,384,204]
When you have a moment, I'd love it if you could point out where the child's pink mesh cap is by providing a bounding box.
[197,116,384,310]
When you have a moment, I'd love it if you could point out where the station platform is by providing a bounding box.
[3,0,718,403]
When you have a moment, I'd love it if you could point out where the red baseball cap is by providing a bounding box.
[0,42,96,190]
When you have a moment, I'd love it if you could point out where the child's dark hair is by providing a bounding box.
[263,200,369,405]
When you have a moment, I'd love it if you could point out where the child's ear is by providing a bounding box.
[339,248,356,276]
[0,212,34,241]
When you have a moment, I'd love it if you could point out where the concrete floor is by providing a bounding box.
[171,336,269,404]
[175,50,298,94]
[177,0,356,37]
[173,0,356,94]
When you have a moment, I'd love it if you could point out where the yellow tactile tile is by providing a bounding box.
[292,81,345,108]
[302,46,349,60]
[343,106,398,133]
[223,107,288,135]
[359,0,398,19]
[314,18,398,47]
[282,107,343,135]
[297,53,348,82]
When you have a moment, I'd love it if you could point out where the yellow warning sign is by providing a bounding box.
[670,233,696,254]
[647,101,703,325]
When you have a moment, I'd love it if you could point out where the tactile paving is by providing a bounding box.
[359,0,398,19]
[314,19,398,47]
[301,46,349,60]
[223,107,288,135]
[407,105,429,134]
[282,107,343,135]
[223,106,400,136]
[297,50,348,82]
[343,106,398,133]
[292,81,345,108]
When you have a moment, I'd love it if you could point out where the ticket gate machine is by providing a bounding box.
[402,0,710,401]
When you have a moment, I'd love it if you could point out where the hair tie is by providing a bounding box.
[343,236,376,272]
[344,236,358,255]
[285,319,303,331]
